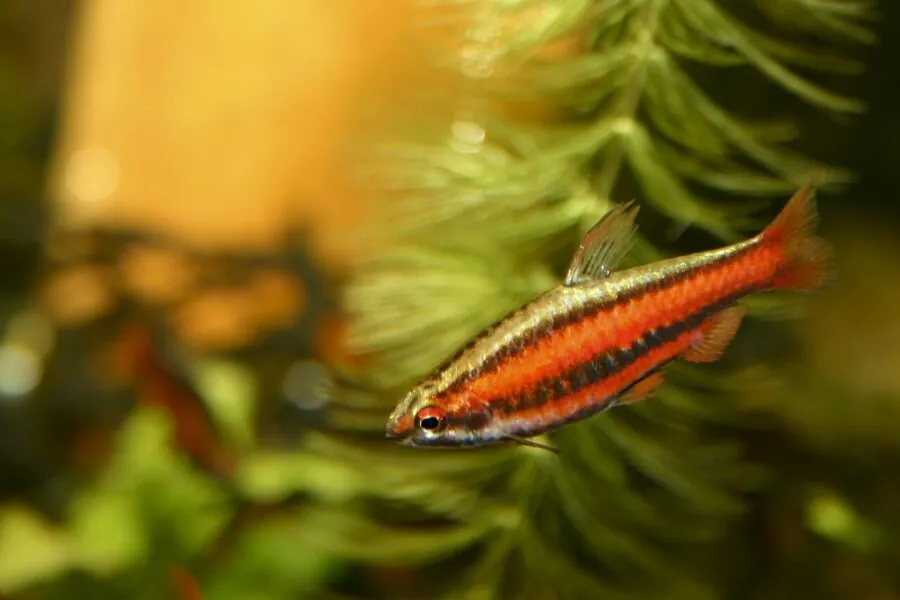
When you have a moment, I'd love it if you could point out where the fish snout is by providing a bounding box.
[385,414,412,441]
[385,420,400,439]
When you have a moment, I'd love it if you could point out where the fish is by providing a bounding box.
[384,183,833,451]
[114,324,237,477]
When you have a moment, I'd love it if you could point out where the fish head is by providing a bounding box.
[385,384,494,448]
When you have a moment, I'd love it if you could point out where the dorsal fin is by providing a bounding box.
[564,200,639,286]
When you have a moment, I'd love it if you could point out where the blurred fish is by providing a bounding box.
[115,324,237,478]
[170,565,205,600]
[385,184,832,451]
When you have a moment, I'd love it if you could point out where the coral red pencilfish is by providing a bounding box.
[385,184,832,451]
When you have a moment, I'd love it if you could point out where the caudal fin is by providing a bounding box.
[762,182,834,291]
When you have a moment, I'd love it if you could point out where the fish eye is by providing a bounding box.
[415,406,447,433]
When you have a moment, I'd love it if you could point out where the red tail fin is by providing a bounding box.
[762,182,834,291]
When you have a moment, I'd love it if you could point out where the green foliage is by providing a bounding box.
[0,407,235,595]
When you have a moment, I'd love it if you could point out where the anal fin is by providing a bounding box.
[618,371,665,405]
[683,305,746,363]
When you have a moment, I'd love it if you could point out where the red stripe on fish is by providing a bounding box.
[462,242,776,409]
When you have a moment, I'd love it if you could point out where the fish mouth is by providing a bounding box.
[384,419,411,443]
[385,409,418,442]
[386,423,432,448]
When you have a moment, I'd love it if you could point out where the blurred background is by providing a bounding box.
[0,0,898,598]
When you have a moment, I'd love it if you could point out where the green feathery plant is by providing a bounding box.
[331,1,875,599]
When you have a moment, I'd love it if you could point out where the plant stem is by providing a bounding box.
[593,0,667,202]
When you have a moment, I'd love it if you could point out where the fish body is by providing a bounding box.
[385,184,832,449]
